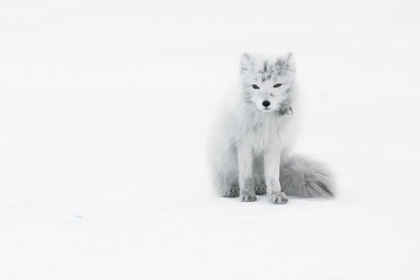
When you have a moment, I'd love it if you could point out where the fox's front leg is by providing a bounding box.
[264,146,288,204]
[237,142,256,202]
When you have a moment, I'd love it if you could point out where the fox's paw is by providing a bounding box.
[269,192,288,204]
[255,183,267,195]
[223,186,239,198]
[240,192,257,202]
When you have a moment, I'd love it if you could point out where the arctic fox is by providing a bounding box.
[208,52,335,204]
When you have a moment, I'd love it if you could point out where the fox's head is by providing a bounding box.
[240,52,296,113]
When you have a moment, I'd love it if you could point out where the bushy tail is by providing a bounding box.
[280,154,335,198]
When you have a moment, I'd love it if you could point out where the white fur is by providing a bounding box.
[208,52,335,203]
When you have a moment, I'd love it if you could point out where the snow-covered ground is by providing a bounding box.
[1,0,420,279]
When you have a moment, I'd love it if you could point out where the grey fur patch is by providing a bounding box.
[255,183,267,195]
[259,60,276,82]
[223,185,240,197]
[316,182,334,196]
[278,94,293,116]
[241,192,257,202]
[278,106,293,116]
[269,192,288,204]
[273,58,288,75]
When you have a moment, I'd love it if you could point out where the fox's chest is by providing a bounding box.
[245,116,285,153]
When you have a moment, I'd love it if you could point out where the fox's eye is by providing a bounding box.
[273,83,282,88]
[252,84,259,89]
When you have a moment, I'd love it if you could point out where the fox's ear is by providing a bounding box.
[240,53,253,72]
[285,52,296,71]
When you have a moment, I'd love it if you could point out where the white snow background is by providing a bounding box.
[1,0,420,279]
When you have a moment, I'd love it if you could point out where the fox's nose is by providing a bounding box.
[262,100,270,108]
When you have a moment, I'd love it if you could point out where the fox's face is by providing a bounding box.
[240,53,295,113]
